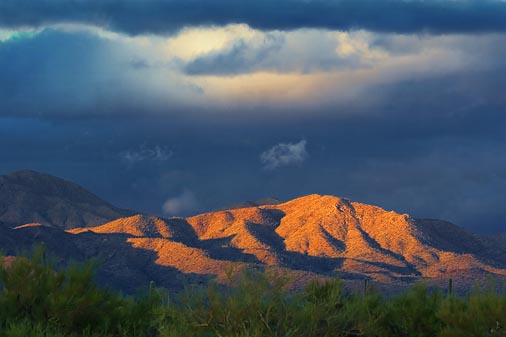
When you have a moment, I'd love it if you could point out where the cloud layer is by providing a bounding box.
[3,0,506,35]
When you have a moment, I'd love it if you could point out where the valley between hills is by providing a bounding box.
[2,170,506,293]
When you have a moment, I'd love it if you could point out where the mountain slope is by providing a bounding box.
[3,170,506,292]
[66,193,506,285]
[184,194,506,281]
[68,214,191,239]
[0,170,133,229]
[0,220,206,293]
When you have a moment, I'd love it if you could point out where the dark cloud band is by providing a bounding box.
[2,0,506,35]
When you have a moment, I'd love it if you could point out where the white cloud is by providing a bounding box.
[260,139,308,170]
[162,189,199,216]
[120,144,173,164]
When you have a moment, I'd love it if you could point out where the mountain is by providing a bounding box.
[2,170,506,293]
[67,194,506,288]
[184,194,506,282]
[0,170,133,229]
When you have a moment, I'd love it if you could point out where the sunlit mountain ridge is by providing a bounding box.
[69,194,506,284]
[1,170,506,293]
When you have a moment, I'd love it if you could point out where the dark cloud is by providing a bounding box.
[2,0,506,35]
[2,74,506,232]
[0,29,193,119]
[1,15,506,233]
[0,29,122,117]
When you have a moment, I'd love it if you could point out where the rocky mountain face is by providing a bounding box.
[1,171,506,293]
[0,170,133,229]
[66,195,506,289]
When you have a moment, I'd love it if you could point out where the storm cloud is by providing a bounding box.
[2,0,506,35]
[1,1,506,233]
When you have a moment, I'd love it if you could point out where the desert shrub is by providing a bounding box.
[299,279,391,337]
[439,289,506,337]
[0,246,162,337]
[341,292,389,337]
[300,278,346,336]
[162,273,391,337]
[5,248,506,337]
[380,283,443,337]
[1,321,55,337]
[160,268,301,337]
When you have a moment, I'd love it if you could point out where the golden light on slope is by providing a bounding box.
[13,223,45,229]
[127,238,230,275]
[67,194,506,283]
[69,215,174,238]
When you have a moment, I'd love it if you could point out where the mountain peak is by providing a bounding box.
[0,169,133,229]
[138,193,506,283]
[278,194,355,206]
[2,170,105,205]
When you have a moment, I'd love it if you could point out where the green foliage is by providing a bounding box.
[160,269,301,337]
[383,283,443,337]
[0,246,162,337]
[3,246,506,337]
[439,289,506,337]
[301,280,390,337]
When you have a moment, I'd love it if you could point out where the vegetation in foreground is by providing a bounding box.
[1,248,506,337]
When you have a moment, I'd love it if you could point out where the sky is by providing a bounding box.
[1,0,506,233]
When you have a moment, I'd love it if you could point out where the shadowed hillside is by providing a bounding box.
[0,170,134,229]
